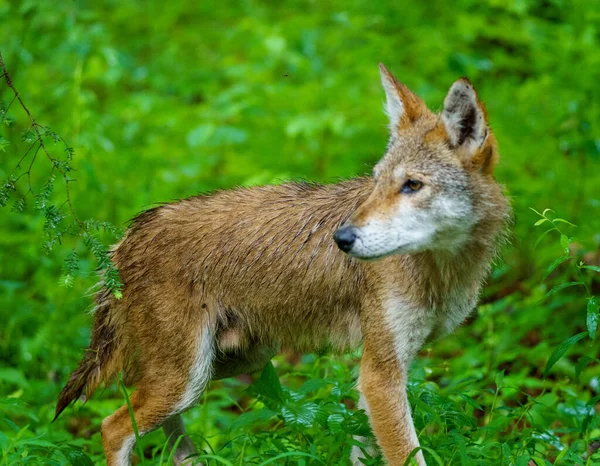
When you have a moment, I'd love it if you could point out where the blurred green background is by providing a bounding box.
[1,0,599,464]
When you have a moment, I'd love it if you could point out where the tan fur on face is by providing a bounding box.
[55,67,511,466]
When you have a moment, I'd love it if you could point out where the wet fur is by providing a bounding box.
[55,65,511,466]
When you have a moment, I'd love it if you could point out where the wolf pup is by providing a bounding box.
[54,64,510,466]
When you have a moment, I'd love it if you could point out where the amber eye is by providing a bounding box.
[400,179,423,194]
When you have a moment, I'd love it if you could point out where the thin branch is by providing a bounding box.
[1,52,123,296]
[12,140,39,172]
[0,51,84,228]
[0,93,17,126]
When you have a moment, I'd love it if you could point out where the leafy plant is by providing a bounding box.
[0,53,123,297]
[531,208,600,377]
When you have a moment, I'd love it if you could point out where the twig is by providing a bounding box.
[0,51,84,228]
[0,93,16,126]
[1,51,123,296]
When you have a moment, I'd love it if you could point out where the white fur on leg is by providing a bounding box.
[164,325,213,466]
[402,401,426,466]
[114,434,136,466]
[174,326,214,413]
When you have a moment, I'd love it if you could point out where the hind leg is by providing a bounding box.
[163,415,198,465]
[154,343,276,466]
[101,327,214,466]
[156,345,276,466]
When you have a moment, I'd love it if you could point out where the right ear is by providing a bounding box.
[441,78,498,174]
[379,63,428,138]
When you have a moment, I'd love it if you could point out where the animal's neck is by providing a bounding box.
[419,212,508,308]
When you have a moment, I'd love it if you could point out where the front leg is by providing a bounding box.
[354,295,433,466]
[356,342,425,466]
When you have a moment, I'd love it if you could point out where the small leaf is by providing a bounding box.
[542,256,570,281]
[188,455,234,466]
[542,281,584,300]
[560,234,570,253]
[2,418,20,432]
[21,127,37,143]
[543,332,588,377]
[575,356,593,379]
[529,207,543,216]
[230,408,276,431]
[587,297,599,340]
[459,394,483,411]
[59,274,74,288]
[534,228,555,249]
[542,208,555,217]
[582,265,600,273]
[495,370,504,388]
[298,378,334,394]
[407,447,444,466]
[60,447,94,466]
[553,218,577,227]
[281,401,323,428]
[582,394,600,434]
[0,397,26,408]
[247,362,286,405]
[529,457,547,466]
[255,452,325,466]
[11,197,26,213]
[534,218,548,226]
[18,439,57,448]
[0,368,30,388]
[326,413,344,434]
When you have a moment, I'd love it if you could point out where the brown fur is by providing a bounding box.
[55,68,511,466]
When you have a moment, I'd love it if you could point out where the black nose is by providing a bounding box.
[333,226,358,253]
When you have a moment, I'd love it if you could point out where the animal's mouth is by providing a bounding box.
[346,238,412,261]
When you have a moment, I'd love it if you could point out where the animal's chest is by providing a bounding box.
[431,290,478,338]
[384,289,477,363]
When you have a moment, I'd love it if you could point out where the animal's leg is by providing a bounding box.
[358,341,426,466]
[350,394,379,465]
[101,327,214,466]
[100,389,171,466]
[163,414,198,465]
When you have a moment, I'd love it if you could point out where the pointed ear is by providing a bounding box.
[379,63,428,137]
[441,78,497,173]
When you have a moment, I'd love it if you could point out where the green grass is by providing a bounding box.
[1,216,598,464]
[1,0,600,464]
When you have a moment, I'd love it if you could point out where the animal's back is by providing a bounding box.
[112,178,373,352]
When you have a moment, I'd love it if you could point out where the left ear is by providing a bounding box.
[379,63,428,138]
[441,78,497,173]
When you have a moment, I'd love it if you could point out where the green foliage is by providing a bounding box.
[532,208,600,343]
[1,0,600,465]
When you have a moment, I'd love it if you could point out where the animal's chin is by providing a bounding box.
[348,243,413,261]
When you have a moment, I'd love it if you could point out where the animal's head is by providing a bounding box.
[334,64,501,259]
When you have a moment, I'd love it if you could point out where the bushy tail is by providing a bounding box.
[54,290,123,421]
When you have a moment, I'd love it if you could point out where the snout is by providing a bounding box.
[333,225,358,253]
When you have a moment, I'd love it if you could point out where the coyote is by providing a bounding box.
[55,64,510,466]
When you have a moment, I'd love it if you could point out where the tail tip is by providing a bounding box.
[53,387,86,422]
